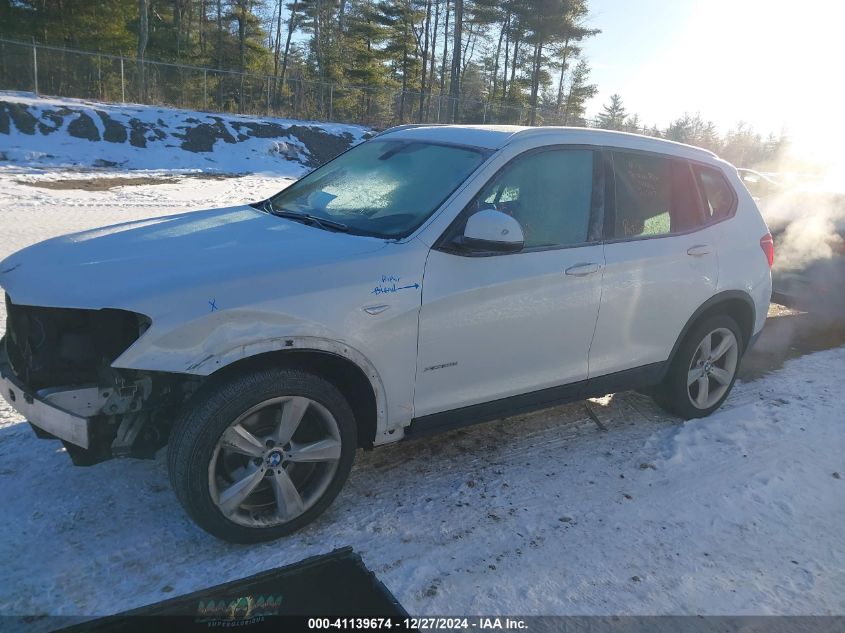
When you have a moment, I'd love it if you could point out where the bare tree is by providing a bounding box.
[438,0,450,118]
[448,0,462,121]
[426,0,440,119]
[280,0,299,88]
[490,10,509,103]
[137,0,149,101]
[273,0,284,89]
[417,0,432,121]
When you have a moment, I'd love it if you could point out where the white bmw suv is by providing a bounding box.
[0,125,772,542]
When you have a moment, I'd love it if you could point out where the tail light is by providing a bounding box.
[760,233,774,268]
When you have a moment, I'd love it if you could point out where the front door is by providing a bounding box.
[414,147,605,418]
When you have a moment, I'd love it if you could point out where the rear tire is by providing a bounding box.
[168,367,356,543]
[654,314,744,419]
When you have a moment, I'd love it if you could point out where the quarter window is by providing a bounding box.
[610,152,704,239]
[469,149,595,249]
[695,166,736,221]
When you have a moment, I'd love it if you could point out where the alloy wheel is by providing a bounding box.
[686,327,739,409]
[208,396,342,528]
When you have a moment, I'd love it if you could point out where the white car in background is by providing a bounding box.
[0,125,772,543]
[737,168,784,201]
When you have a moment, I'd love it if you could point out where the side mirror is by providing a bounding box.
[461,209,524,253]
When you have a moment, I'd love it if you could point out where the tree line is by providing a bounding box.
[595,93,786,169]
[0,0,601,127]
[0,0,783,165]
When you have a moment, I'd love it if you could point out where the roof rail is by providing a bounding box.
[511,126,719,158]
[374,123,447,137]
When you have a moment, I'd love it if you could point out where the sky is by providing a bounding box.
[580,0,845,162]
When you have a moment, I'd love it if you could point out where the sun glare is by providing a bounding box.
[694,1,843,165]
[618,0,844,173]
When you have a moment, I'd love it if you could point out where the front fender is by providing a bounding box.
[113,311,393,444]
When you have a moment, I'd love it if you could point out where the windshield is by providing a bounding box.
[268,139,490,238]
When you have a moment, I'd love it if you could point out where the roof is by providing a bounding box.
[379,124,719,162]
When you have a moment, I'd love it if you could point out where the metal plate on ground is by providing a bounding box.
[55,547,408,632]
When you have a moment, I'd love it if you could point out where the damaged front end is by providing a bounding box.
[1,295,194,465]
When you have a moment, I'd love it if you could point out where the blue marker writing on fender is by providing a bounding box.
[371,275,420,295]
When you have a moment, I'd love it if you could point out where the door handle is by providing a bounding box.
[565,262,601,276]
[687,245,711,257]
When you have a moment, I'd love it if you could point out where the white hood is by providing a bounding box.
[0,205,387,316]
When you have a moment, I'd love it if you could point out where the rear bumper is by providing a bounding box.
[0,342,93,449]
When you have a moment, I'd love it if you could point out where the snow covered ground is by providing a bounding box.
[0,169,843,624]
[0,91,369,175]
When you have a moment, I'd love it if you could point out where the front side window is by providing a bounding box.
[268,139,489,238]
[467,148,595,249]
[611,151,704,239]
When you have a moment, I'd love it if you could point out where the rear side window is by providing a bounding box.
[610,151,705,239]
[470,148,595,249]
[694,166,736,221]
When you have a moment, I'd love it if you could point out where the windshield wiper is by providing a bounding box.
[262,200,349,233]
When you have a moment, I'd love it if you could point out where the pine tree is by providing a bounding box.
[447,0,463,121]
[553,0,597,114]
[596,93,627,130]
[378,0,422,123]
[342,0,392,124]
[560,58,595,125]
[623,113,641,134]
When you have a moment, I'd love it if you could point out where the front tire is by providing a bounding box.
[655,314,744,419]
[168,367,357,543]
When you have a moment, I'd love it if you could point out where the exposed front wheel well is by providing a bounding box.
[207,350,378,449]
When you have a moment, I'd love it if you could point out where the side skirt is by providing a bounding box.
[405,362,665,439]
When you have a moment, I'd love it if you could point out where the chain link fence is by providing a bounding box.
[0,37,588,130]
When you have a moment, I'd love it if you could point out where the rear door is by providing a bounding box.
[413,147,605,418]
[589,150,719,378]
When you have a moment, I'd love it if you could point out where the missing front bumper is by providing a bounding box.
[1,346,93,449]
[2,339,179,465]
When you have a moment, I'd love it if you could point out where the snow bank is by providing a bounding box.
[0,91,371,176]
